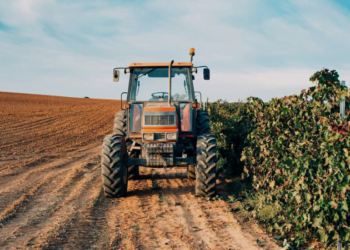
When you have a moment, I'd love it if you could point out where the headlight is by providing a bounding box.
[143,133,154,140]
[166,133,177,140]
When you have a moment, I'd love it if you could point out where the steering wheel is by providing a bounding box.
[151,92,168,99]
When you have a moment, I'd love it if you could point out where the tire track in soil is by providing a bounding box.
[141,173,170,249]
[87,167,280,250]
[174,177,256,250]
[104,167,270,250]
[23,164,102,249]
[0,152,101,248]
[0,145,101,220]
[179,177,279,250]
[175,177,231,249]
[136,168,277,250]
[78,192,113,250]
[38,173,103,250]
[151,169,202,250]
[0,173,59,227]
[0,142,100,179]
[0,155,54,175]
[166,174,213,249]
[103,169,158,250]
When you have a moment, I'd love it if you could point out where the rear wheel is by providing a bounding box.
[101,134,128,198]
[195,134,217,196]
[196,110,210,134]
[128,153,139,180]
[113,111,127,136]
[187,165,196,179]
[113,110,132,147]
[114,110,138,179]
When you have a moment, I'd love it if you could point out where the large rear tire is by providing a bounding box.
[113,110,138,179]
[196,110,210,134]
[101,134,128,198]
[113,111,127,136]
[195,134,217,196]
[187,165,196,180]
[128,154,139,180]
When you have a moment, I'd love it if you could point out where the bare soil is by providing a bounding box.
[0,92,280,250]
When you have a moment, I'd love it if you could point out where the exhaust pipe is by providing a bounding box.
[168,60,174,106]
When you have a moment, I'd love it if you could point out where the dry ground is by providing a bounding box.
[0,92,280,250]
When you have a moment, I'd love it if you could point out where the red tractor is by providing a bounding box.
[101,48,217,197]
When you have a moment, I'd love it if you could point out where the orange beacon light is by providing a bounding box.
[189,48,195,61]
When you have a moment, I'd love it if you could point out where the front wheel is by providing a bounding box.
[196,110,210,134]
[101,134,128,198]
[195,134,217,196]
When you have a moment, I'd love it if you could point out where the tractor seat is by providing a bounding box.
[149,96,168,101]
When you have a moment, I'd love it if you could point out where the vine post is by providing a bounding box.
[340,80,346,122]
[338,79,346,250]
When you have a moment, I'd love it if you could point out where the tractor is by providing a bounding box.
[101,48,217,197]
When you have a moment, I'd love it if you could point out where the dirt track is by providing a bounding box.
[0,92,279,250]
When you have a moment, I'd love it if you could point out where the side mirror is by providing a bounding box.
[203,68,210,80]
[113,69,120,82]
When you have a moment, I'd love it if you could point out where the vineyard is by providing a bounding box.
[208,69,350,249]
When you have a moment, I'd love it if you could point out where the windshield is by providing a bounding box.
[129,67,192,102]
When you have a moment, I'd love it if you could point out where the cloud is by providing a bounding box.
[0,0,349,101]
[0,21,12,32]
[13,0,43,18]
[205,67,350,101]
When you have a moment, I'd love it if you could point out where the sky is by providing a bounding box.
[0,0,349,102]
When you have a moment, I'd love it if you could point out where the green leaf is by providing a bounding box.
[305,193,312,203]
[313,205,321,212]
[318,228,328,242]
[333,212,339,222]
[313,217,323,228]
[340,201,348,212]
[329,201,338,209]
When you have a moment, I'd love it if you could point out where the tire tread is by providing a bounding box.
[195,133,217,197]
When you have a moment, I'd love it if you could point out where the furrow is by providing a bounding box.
[0,158,99,248]
[23,166,101,249]
[178,178,262,250]
[0,172,59,226]
[151,172,198,250]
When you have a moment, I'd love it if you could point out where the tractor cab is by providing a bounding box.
[101,48,217,198]
[127,62,197,141]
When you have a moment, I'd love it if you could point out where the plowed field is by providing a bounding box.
[0,92,279,250]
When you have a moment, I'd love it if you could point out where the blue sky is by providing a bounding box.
[0,0,349,101]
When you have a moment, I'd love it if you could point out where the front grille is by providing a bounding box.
[144,115,175,126]
[145,143,174,153]
[154,133,166,140]
[144,143,174,166]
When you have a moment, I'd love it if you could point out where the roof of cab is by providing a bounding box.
[129,62,193,68]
